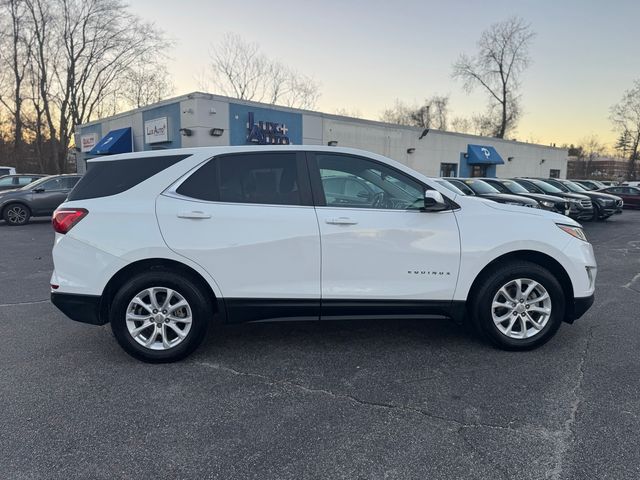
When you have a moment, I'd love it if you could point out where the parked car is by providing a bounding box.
[0,174,46,191]
[539,178,622,220]
[50,147,596,362]
[0,166,16,176]
[0,174,81,225]
[513,178,594,221]
[598,186,640,208]
[481,178,570,216]
[446,178,540,208]
[571,179,606,191]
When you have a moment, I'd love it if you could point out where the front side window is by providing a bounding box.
[316,154,424,210]
[38,178,66,191]
[0,177,13,186]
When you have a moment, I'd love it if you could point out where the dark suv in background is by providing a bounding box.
[0,174,81,225]
[480,178,570,216]
[513,178,594,221]
[445,178,539,208]
[540,178,622,220]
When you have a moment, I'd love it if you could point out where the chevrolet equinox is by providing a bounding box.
[50,146,596,362]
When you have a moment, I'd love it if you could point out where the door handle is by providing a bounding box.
[177,211,211,219]
[325,217,358,225]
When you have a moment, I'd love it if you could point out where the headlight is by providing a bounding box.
[541,200,555,208]
[557,224,588,242]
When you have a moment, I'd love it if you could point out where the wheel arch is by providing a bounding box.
[99,258,225,325]
[466,250,576,323]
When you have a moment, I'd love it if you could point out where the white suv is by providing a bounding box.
[50,146,596,362]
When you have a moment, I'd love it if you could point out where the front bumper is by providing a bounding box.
[565,294,595,323]
[569,207,594,220]
[51,292,106,325]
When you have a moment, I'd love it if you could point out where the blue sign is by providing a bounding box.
[466,144,505,165]
[89,127,132,155]
[229,103,302,146]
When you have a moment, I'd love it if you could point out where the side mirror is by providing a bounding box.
[33,187,45,193]
[423,190,448,211]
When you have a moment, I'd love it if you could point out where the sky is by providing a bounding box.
[129,0,640,148]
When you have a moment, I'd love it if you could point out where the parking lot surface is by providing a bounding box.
[1,213,639,479]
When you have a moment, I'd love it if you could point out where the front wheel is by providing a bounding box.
[110,271,211,362]
[470,261,565,350]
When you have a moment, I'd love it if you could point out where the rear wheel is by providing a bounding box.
[3,203,31,226]
[110,271,211,362]
[471,261,565,350]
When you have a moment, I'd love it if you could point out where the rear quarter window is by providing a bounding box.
[68,155,190,201]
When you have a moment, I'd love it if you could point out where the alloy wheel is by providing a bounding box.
[6,206,27,224]
[125,287,193,350]
[491,278,552,339]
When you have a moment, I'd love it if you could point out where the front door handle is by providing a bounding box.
[325,217,358,225]
[177,211,211,219]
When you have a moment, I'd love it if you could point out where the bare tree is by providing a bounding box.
[21,0,170,172]
[452,17,535,138]
[610,80,640,181]
[0,0,33,155]
[572,136,605,178]
[208,33,320,109]
[380,95,449,129]
[450,116,472,134]
[119,63,174,110]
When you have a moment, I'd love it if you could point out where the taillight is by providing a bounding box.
[52,208,88,234]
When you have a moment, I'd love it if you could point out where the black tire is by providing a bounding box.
[110,270,212,363]
[3,203,31,226]
[470,261,565,350]
[591,204,600,221]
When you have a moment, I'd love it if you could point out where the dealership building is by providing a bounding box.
[76,92,568,178]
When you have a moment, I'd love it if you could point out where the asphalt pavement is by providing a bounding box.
[0,212,639,479]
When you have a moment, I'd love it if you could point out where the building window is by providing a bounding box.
[549,169,561,178]
[440,163,458,177]
[471,165,488,178]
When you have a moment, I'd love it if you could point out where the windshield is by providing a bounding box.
[562,180,588,193]
[436,179,466,195]
[19,175,52,190]
[447,179,475,195]
[528,179,564,194]
[462,179,500,195]
[500,180,529,194]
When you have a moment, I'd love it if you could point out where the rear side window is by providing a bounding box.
[219,153,301,205]
[177,153,303,206]
[68,155,189,201]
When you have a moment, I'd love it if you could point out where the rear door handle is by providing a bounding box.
[325,217,358,225]
[177,211,211,219]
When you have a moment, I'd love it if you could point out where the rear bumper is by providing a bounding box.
[565,294,595,323]
[51,292,106,325]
